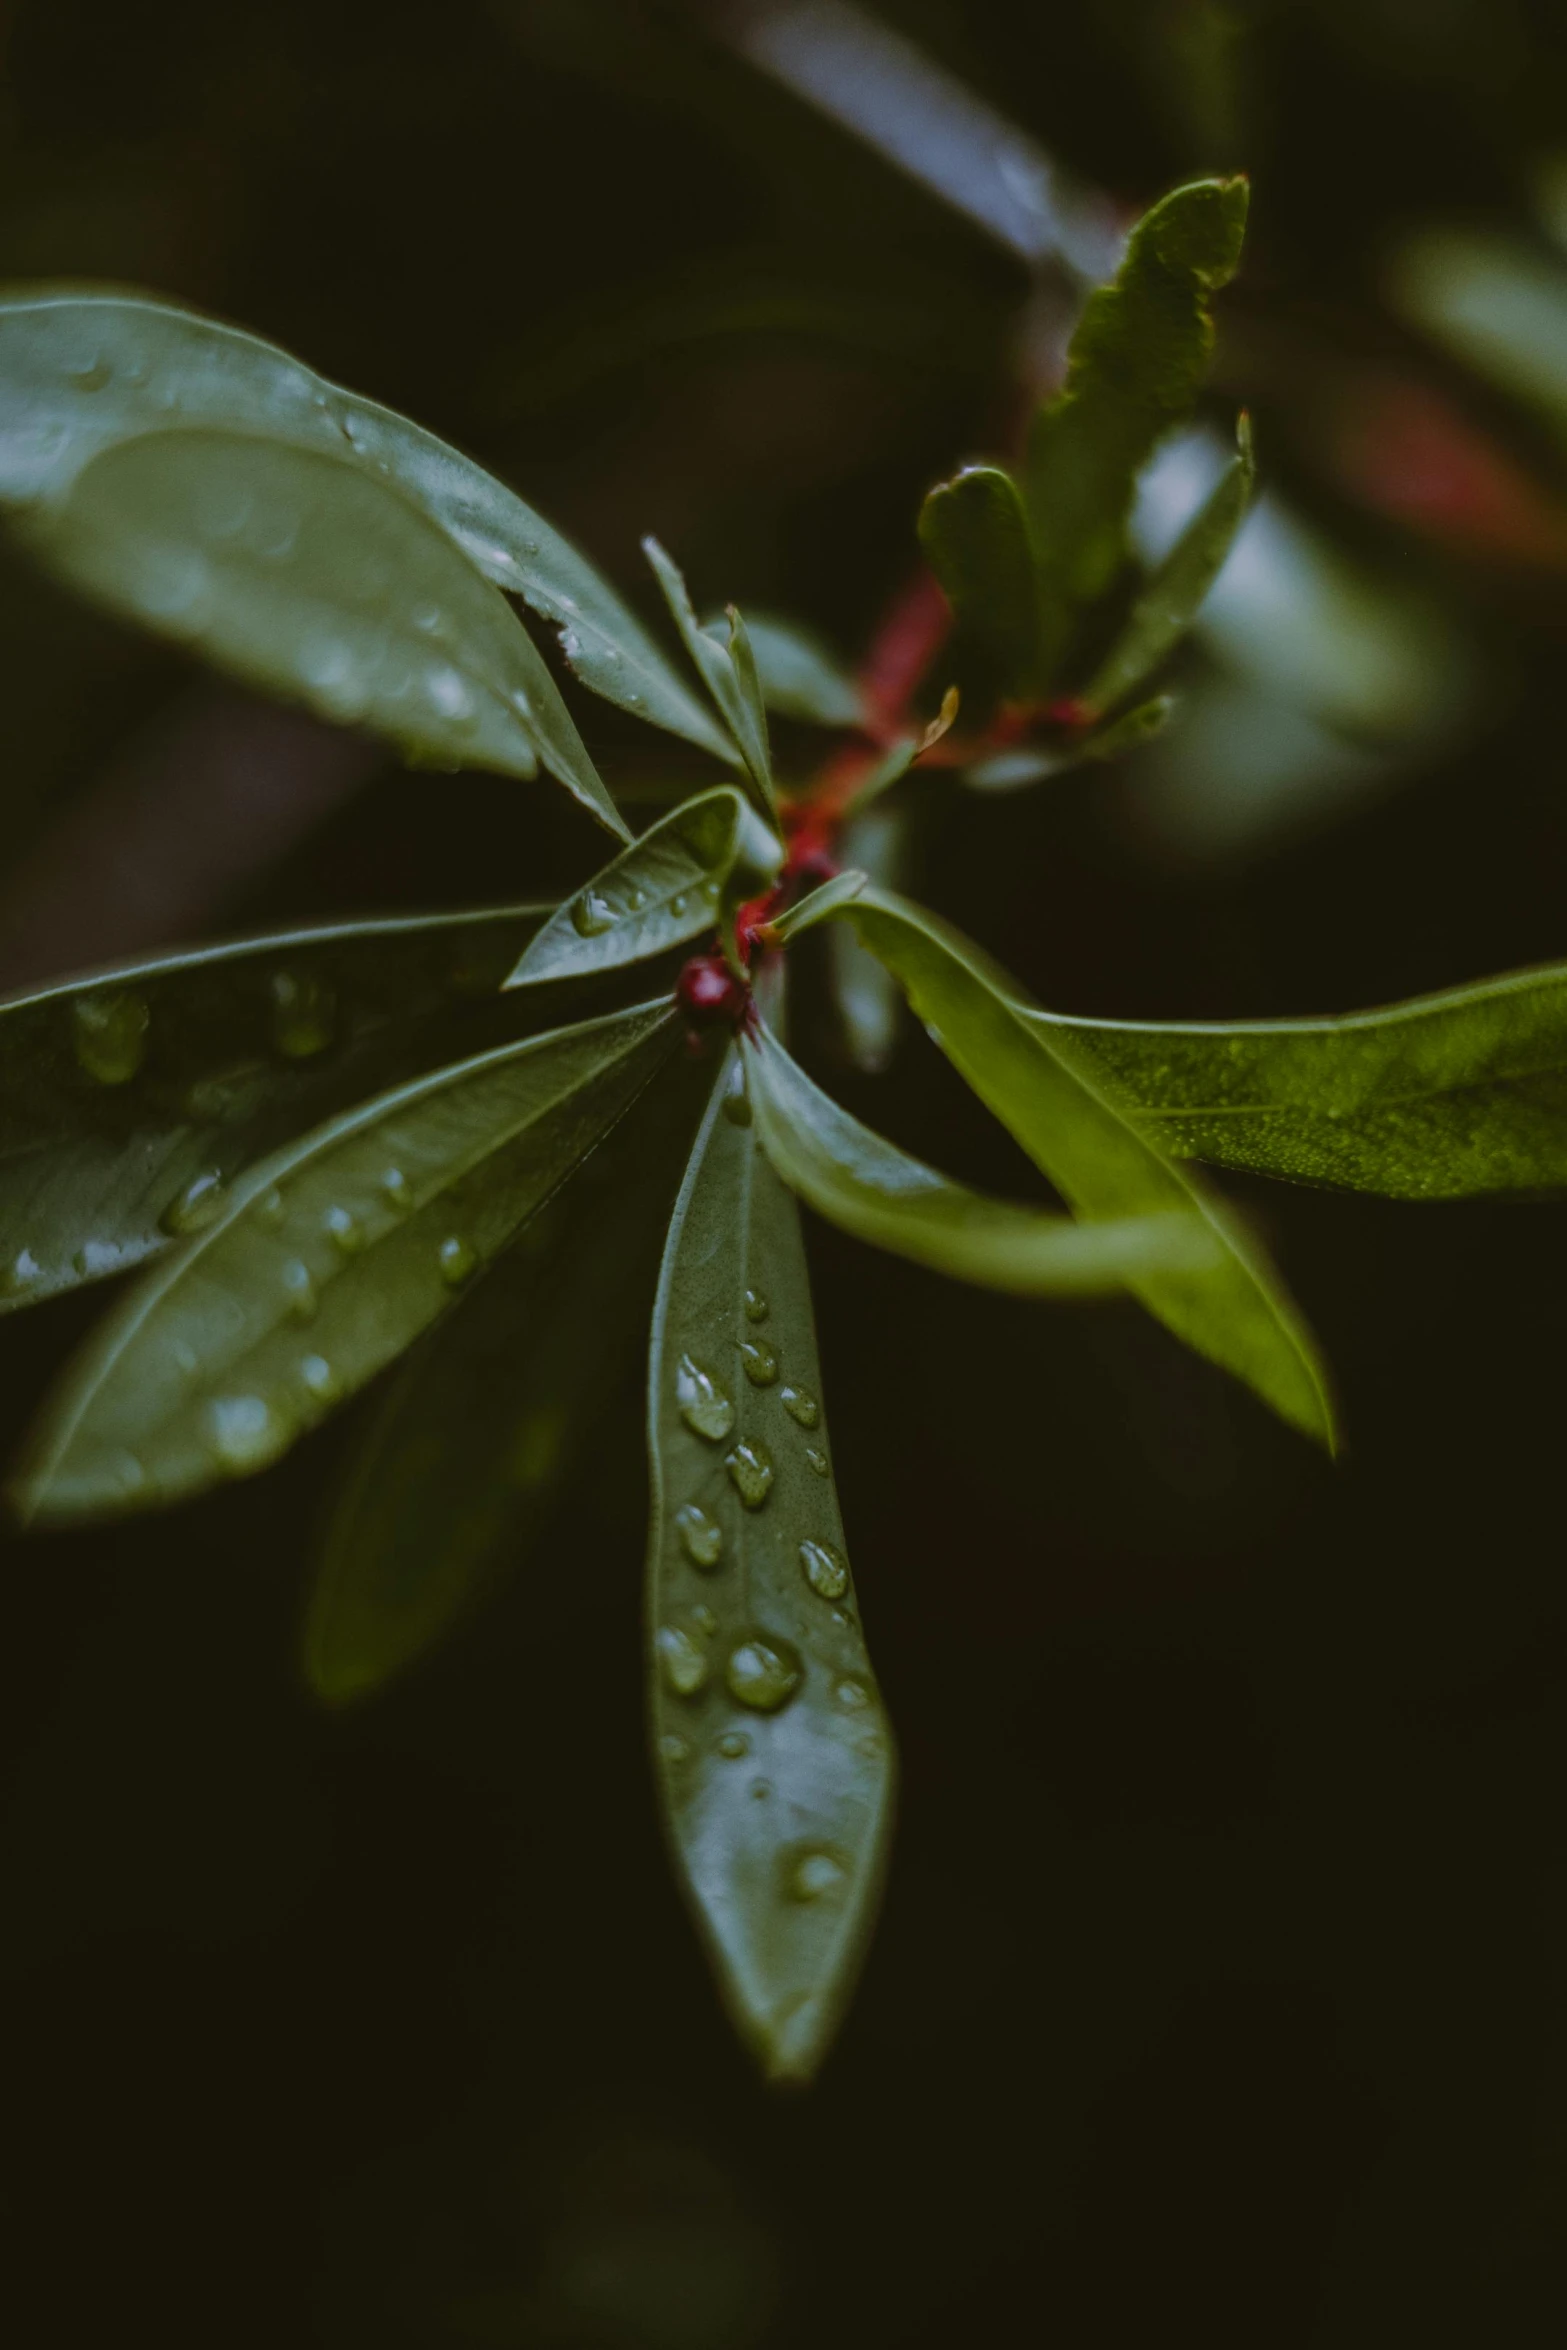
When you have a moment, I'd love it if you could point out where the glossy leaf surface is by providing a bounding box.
[647,1052,894,2083]
[507,788,781,989]
[10,426,629,837]
[0,289,733,765]
[0,906,553,1315]
[305,1062,706,1704]
[744,1022,1217,1294]
[785,884,1333,1445]
[1024,177,1248,608]
[13,1001,678,1524]
[1040,961,1567,1197]
[1082,417,1254,717]
[918,462,1045,691]
[724,613,863,726]
[643,539,774,809]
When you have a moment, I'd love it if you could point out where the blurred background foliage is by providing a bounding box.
[4,2,1567,2343]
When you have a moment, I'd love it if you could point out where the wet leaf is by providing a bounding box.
[1082,416,1254,717]
[0,289,734,766]
[918,462,1046,692]
[744,1021,1218,1294]
[644,539,775,811]
[305,1059,708,1705]
[647,1048,895,2083]
[506,788,782,989]
[8,427,628,838]
[0,905,555,1315]
[782,883,1334,1445]
[1040,960,1567,1197]
[1024,176,1249,610]
[12,1000,678,1524]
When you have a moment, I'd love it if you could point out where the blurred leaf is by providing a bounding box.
[11,428,631,837]
[962,696,1174,791]
[917,463,1045,692]
[646,1049,894,2084]
[744,1020,1214,1294]
[828,804,905,1071]
[0,290,735,766]
[644,538,774,811]
[1041,960,1567,1197]
[782,882,1334,1445]
[707,611,863,726]
[1024,176,1249,610]
[12,1000,678,1524]
[304,1060,707,1705]
[1390,229,1567,440]
[506,788,782,990]
[0,905,553,1315]
[1083,417,1253,716]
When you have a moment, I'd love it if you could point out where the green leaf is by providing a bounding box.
[1389,229,1567,442]
[506,787,782,990]
[646,1049,895,2083]
[0,905,555,1315]
[304,1060,707,1705]
[0,289,736,766]
[744,1021,1218,1295]
[643,539,775,811]
[1038,960,1567,1198]
[962,696,1174,792]
[1082,417,1253,717]
[917,463,1046,692]
[1024,176,1249,611]
[8,427,629,838]
[828,808,905,1073]
[709,612,863,726]
[780,883,1334,1446]
[11,999,678,1525]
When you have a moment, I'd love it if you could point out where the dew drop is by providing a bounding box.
[721,1072,753,1127]
[2,1248,43,1296]
[628,886,649,912]
[834,1676,872,1711]
[438,1234,478,1287]
[786,1847,849,1903]
[780,1383,820,1429]
[691,1602,719,1636]
[561,630,582,659]
[171,1339,199,1378]
[657,1624,710,1698]
[66,356,112,393]
[743,1288,769,1323]
[724,1438,774,1509]
[74,1240,121,1279]
[204,1393,284,1473]
[804,1445,831,1477]
[571,888,617,938]
[106,1450,146,1500]
[725,1633,801,1712]
[256,1186,286,1228]
[323,1203,362,1255]
[715,1731,750,1759]
[676,1502,723,1569]
[670,893,688,918]
[379,1167,413,1214]
[297,1352,340,1403]
[302,643,368,723]
[750,1777,773,1800]
[659,1732,691,1763]
[160,1168,228,1236]
[269,969,337,1059]
[739,1337,779,1387]
[73,991,149,1085]
[412,603,443,634]
[799,1538,849,1600]
[676,1355,734,1443]
[426,665,475,721]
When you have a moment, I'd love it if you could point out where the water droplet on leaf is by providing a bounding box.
[379,1167,412,1214]
[657,1624,710,1697]
[804,1445,830,1477]
[3,1249,43,1296]
[716,1731,750,1759]
[725,1634,801,1712]
[73,992,149,1085]
[269,969,336,1059]
[323,1204,362,1255]
[743,1288,769,1322]
[659,1732,691,1763]
[676,1355,734,1442]
[834,1676,872,1711]
[724,1439,774,1509]
[799,1538,849,1600]
[256,1187,286,1228]
[438,1234,478,1287]
[204,1393,284,1473]
[780,1384,820,1429]
[571,889,617,938]
[297,1353,340,1403]
[739,1337,779,1386]
[161,1169,228,1235]
[676,1502,723,1569]
[786,1848,849,1903]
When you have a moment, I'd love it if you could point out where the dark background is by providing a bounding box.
[2,2,1567,2341]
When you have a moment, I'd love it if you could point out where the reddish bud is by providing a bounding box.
[677,954,746,1024]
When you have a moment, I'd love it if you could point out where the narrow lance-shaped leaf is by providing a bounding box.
[962,695,1174,792]
[644,538,775,812]
[9,426,630,839]
[647,1048,895,2083]
[0,905,555,1315]
[918,462,1048,694]
[11,999,679,1525]
[744,1021,1219,1295]
[708,612,863,727]
[781,882,1334,1446]
[1037,959,1567,1198]
[0,290,735,765]
[304,1056,709,1705]
[829,805,906,1073]
[1024,176,1249,611]
[507,788,782,990]
[1081,415,1254,718]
